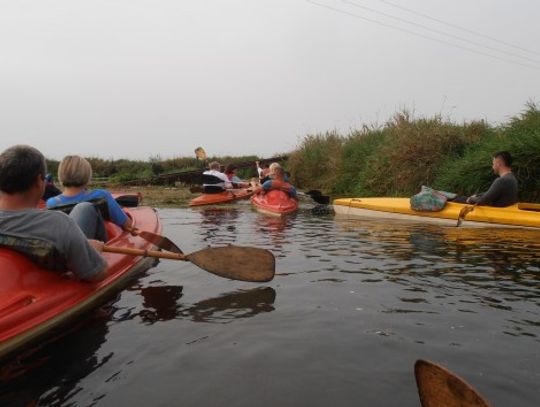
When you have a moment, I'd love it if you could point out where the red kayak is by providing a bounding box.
[251,190,299,216]
[0,205,161,360]
[190,188,254,207]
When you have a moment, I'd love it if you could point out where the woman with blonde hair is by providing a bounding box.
[257,162,297,198]
[46,156,133,238]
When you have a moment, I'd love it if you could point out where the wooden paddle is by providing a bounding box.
[415,359,491,407]
[126,228,183,254]
[456,204,477,227]
[103,245,275,282]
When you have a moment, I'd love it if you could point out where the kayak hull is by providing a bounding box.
[251,190,299,216]
[189,189,253,207]
[0,205,161,360]
[333,197,540,229]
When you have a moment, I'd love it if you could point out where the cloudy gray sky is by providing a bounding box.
[1,0,539,160]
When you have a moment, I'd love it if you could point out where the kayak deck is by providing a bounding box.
[0,206,161,360]
[189,189,254,206]
[333,197,540,229]
[251,190,299,217]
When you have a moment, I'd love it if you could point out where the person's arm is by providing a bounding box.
[216,172,233,189]
[467,179,502,205]
[102,190,130,228]
[85,240,107,281]
[62,217,108,281]
[255,161,263,177]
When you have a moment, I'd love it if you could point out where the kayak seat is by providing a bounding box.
[48,198,111,221]
[0,232,66,271]
[202,174,227,194]
[114,194,141,208]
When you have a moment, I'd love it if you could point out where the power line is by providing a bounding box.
[342,0,540,65]
[305,0,540,71]
[379,0,540,57]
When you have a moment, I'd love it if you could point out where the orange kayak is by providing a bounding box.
[189,188,254,207]
[251,190,299,216]
[0,205,161,360]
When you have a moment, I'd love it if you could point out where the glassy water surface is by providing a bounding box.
[1,202,539,406]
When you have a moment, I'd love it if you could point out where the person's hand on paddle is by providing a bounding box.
[88,239,105,252]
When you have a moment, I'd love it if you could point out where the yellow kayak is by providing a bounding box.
[333,197,540,229]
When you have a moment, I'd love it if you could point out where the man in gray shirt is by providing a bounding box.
[0,145,107,281]
[467,151,519,207]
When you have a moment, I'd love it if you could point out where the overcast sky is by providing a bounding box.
[1,0,539,160]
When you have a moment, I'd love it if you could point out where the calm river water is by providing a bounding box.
[1,201,539,406]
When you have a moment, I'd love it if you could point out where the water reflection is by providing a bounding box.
[180,287,276,323]
[194,207,241,245]
[138,285,184,324]
[0,312,110,407]
[125,284,276,325]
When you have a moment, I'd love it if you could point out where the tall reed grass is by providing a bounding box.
[288,103,540,202]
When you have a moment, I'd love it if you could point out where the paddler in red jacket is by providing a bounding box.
[255,163,297,198]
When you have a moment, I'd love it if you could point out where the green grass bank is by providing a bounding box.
[287,103,540,203]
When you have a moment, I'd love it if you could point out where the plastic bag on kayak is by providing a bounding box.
[410,186,456,212]
[0,232,66,271]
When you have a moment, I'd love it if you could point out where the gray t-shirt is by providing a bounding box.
[0,209,107,280]
[469,173,519,207]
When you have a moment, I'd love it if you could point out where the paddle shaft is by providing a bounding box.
[457,204,478,227]
[102,244,276,282]
[125,227,183,254]
[103,245,186,260]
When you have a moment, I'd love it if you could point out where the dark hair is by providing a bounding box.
[493,151,512,167]
[224,164,237,174]
[0,145,47,193]
[262,163,269,169]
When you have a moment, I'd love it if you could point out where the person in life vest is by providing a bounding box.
[224,164,250,188]
[202,161,233,193]
[46,155,133,240]
[256,163,297,198]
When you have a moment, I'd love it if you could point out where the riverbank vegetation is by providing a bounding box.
[46,154,259,184]
[44,104,539,203]
[288,103,540,202]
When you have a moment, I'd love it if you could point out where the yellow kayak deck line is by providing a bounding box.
[333,198,540,229]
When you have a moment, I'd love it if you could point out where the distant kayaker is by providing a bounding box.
[256,161,271,183]
[465,151,518,207]
[256,163,297,198]
[42,173,61,201]
[46,155,134,235]
[202,161,233,193]
[0,145,107,281]
[224,164,250,188]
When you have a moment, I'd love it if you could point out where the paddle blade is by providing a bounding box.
[415,359,491,407]
[456,205,475,227]
[186,246,275,282]
[137,230,183,254]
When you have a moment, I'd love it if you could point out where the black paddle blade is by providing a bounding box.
[306,190,330,205]
[137,230,183,254]
[186,246,275,282]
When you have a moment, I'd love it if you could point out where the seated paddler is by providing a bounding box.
[466,151,518,207]
[202,161,233,193]
[224,164,250,188]
[0,145,107,281]
[46,155,133,238]
[256,163,297,198]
